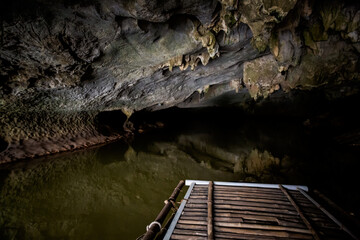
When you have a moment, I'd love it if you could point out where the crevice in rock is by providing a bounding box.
[137,20,150,33]
[44,67,56,77]
[95,110,127,136]
[168,14,198,30]
[0,137,8,153]
[28,77,38,88]
[58,33,84,64]
[211,1,222,21]
[0,19,4,47]
[80,65,94,83]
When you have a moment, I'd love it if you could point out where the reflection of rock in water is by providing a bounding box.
[0,142,238,240]
[243,149,280,177]
[178,134,283,182]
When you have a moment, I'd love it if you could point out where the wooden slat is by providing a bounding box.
[186,203,208,208]
[279,185,321,240]
[182,212,207,217]
[214,232,284,240]
[180,216,207,221]
[215,199,294,210]
[188,199,294,210]
[214,195,292,205]
[214,226,313,239]
[191,190,208,193]
[214,204,299,215]
[188,199,207,204]
[214,208,303,221]
[213,192,288,201]
[214,212,303,225]
[173,229,207,236]
[189,195,207,199]
[177,219,310,234]
[192,191,208,194]
[214,231,312,240]
[215,222,311,234]
[183,208,208,213]
[171,231,207,239]
[214,191,283,197]
[178,219,207,226]
[190,193,209,196]
[214,186,285,195]
[176,223,207,231]
[214,188,285,195]
[171,235,206,240]
[213,216,306,229]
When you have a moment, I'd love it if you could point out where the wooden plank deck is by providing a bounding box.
[163,181,357,240]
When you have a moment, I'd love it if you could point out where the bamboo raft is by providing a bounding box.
[140,180,358,240]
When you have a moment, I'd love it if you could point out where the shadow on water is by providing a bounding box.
[1,103,360,239]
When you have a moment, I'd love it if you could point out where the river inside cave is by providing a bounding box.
[1,106,360,239]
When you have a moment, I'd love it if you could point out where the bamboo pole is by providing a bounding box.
[156,212,175,239]
[301,189,359,240]
[279,185,321,240]
[207,181,214,240]
[142,180,185,240]
[314,189,360,227]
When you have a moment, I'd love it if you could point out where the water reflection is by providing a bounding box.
[177,134,282,181]
[0,140,240,239]
[1,115,359,239]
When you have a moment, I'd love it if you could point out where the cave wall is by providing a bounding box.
[0,0,359,162]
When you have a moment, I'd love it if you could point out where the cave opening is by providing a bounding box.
[94,110,127,136]
[129,88,360,140]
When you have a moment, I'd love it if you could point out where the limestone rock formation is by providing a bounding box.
[1,0,359,162]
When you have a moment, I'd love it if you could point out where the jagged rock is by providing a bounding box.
[238,0,298,51]
[243,54,284,99]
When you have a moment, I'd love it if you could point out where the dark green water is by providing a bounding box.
[1,108,360,239]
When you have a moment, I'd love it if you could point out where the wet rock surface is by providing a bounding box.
[0,0,359,162]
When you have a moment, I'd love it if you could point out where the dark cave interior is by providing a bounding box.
[1,0,360,238]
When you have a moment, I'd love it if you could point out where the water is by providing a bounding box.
[1,108,359,239]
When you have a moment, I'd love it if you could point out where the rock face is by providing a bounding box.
[0,0,359,163]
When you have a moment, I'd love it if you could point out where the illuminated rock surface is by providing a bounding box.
[0,0,359,162]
